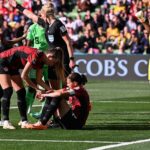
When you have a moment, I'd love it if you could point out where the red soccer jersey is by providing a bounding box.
[0,46,45,70]
[68,86,90,126]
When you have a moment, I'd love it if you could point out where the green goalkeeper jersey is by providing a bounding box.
[26,23,49,51]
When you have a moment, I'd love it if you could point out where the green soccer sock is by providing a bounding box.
[39,101,46,114]
[30,101,45,119]
[26,88,36,114]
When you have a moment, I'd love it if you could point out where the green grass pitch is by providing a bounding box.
[1,80,150,150]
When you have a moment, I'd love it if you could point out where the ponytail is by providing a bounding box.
[81,74,88,85]
[48,47,65,82]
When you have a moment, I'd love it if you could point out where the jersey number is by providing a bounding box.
[35,37,39,44]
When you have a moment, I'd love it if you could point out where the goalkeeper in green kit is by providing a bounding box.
[26,16,49,119]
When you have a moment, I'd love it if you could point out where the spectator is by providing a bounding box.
[126,15,137,31]
[72,13,84,33]
[83,10,94,25]
[65,17,75,29]
[0,1,9,17]
[109,8,115,21]
[123,25,131,48]
[106,21,120,42]
[128,32,143,54]
[140,29,150,54]
[32,0,42,14]
[96,26,107,51]
[53,0,63,13]
[112,30,127,54]
[112,0,126,15]
[1,0,149,55]
[88,29,101,54]
[91,13,102,31]
[58,11,67,25]
[136,24,144,39]
[95,8,104,27]
[77,0,91,12]
[102,13,110,31]
[77,29,92,53]
[67,27,79,49]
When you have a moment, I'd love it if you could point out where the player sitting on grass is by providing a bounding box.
[28,72,91,130]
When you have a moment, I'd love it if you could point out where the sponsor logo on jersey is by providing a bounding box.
[48,35,54,42]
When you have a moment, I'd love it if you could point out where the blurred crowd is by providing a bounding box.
[0,0,150,54]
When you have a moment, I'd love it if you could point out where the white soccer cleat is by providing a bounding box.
[3,120,16,129]
[0,120,4,126]
[20,121,33,129]
[18,120,22,126]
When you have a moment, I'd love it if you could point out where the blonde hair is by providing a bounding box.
[47,47,65,82]
[41,1,55,17]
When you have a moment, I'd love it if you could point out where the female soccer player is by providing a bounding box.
[0,46,64,129]
[28,72,91,130]
[25,18,49,117]
[0,27,26,126]
[9,0,75,88]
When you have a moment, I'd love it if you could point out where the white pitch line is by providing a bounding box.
[10,100,150,110]
[0,139,121,144]
[10,105,41,109]
[88,138,150,150]
[92,101,150,104]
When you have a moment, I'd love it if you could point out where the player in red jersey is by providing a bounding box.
[29,72,91,130]
[0,46,65,129]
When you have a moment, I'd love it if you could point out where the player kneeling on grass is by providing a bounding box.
[29,72,91,130]
[0,46,64,129]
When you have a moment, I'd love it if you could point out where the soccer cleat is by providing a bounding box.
[31,121,48,130]
[20,121,33,129]
[3,120,16,129]
[18,120,22,126]
[0,120,4,126]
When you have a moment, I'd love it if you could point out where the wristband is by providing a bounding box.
[69,57,74,60]
[16,4,25,12]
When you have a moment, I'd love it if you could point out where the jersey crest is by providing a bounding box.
[48,35,54,42]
